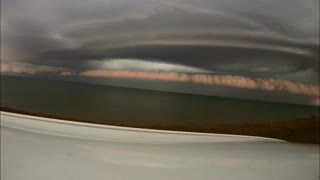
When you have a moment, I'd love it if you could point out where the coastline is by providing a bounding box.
[1,106,319,144]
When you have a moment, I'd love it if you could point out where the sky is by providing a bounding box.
[1,0,319,105]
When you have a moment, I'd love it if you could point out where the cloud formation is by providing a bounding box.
[88,59,212,73]
[1,0,319,105]
[1,62,74,75]
[80,70,320,97]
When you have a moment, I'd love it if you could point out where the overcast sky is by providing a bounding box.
[1,0,319,105]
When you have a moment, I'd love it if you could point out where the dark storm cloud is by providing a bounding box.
[2,0,318,65]
[39,43,317,76]
[1,0,319,105]
[40,48,100,61]
[3,36,62,54]
[32,2,319,81]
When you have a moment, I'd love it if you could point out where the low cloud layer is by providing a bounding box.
[310,98,320,106]
[1,62,74,76]
[80,70,320,97]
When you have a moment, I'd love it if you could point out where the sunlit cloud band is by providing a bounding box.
[79,70,320,97]
[1,62,75,76]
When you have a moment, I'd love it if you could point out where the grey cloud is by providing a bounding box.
[178,0,319,38]
[1,18,50,36]
[53,0,318,42]
[276,69,319,85]
[3,36,62,53]
[1,0,319,105]
[1,34,65,63]
[40,48,100,61]
[38,44,317,76]
[59,5,263,41]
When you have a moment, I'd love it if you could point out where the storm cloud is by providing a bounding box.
[1,0,319,105]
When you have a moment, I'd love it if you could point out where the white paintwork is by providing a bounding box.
[1,111,319,180]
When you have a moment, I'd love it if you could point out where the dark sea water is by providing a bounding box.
[1,75,319,127]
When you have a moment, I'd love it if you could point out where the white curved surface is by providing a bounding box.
[1,111,319,180]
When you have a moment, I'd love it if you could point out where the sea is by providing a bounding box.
[1,75,319,127]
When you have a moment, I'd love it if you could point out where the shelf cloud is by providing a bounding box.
[1,0,319,105]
